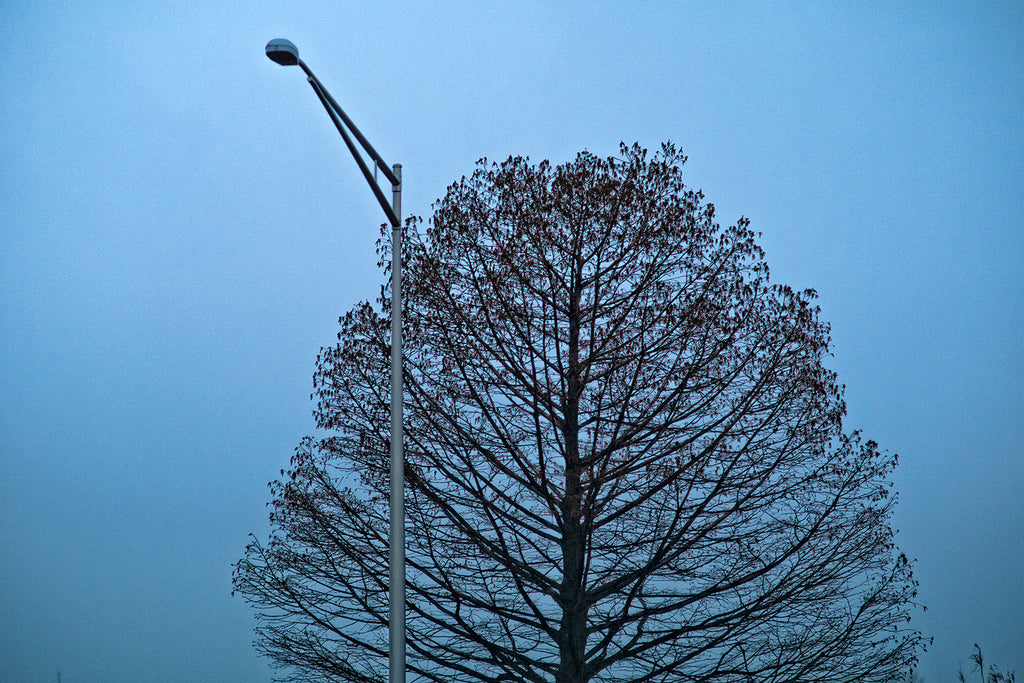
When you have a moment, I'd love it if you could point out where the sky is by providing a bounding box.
[1,2,1021,682]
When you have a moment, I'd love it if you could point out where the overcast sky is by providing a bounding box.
[1,3,1021,682]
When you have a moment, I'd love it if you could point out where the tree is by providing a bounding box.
[234,143,925,682]
[958,644,1016,683]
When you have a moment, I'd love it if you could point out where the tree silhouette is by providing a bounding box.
[958,643,1016,683]
[234,143,925,682]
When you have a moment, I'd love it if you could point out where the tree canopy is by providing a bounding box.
[234,143,925,682]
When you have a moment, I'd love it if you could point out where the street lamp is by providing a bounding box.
[265,38,406,683]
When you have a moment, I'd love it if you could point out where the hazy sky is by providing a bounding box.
[2,3,1021,682]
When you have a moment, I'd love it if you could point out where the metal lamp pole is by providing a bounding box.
[265,38,405,683]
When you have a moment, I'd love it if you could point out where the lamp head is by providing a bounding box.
[265,39,299,66]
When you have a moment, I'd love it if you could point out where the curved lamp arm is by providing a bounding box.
[266,38,401,227]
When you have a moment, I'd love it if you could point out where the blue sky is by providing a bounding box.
[1,3,1021,682]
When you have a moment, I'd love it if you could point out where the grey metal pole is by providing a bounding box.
[264,39,407,682]
[389,164,405,683]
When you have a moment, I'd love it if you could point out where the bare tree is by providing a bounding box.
[959,644,1016,683]
[234,143,925,682]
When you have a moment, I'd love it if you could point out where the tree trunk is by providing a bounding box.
[557,278,591,683]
